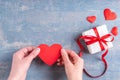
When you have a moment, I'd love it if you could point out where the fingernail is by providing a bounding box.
[61,48,65,55]
[57,63,60,66]
[61,49,64,54]
[57,59,60,62]
[35,48,40,54]
[61,48,65,52]
[62,48,66,51]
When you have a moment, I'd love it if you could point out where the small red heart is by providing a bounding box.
[111,26,118,36]
[104,8,117,20]
[38,44,62,66]
[87,16,96,23]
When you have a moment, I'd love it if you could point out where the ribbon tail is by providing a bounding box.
[83,49,108,78]
[77,38,84,57]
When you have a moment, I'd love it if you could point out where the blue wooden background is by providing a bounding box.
[0,0,120,80]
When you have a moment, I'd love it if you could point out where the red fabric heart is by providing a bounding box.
[104,8,117,20]
[111,26,118,36]
[87,16,96,23]
[38,44,62,66]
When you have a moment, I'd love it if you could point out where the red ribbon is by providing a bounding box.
[77,27,114,78]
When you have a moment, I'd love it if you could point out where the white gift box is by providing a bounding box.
[82,25,113,54]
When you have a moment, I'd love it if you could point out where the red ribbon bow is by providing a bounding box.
[77,27,114,78]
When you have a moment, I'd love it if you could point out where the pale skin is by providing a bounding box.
[8,46,84,80]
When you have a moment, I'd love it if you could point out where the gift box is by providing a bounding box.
[82,25,113,54]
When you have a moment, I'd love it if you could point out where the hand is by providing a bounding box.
[57,49,84,80]
[8,46,40,80]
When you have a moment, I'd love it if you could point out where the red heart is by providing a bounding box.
[38,44,62,66]
[87,16,96,23]
[104,8,117,20]
[111,26,118,36]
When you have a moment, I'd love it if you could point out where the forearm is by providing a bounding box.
[8,70,26,80]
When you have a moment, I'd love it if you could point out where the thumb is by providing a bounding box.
[25,48,40,62]
[61,49,71,66]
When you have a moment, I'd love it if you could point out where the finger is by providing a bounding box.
[57,63,61,66]
[61,49,71,66]
[25,48,40,62]
[57,58,63,62]
[14,46,36,59]
[66,50,80,63]
[57,59,61,62]
[58,61,64,65]
[57,58,64,66]
[57,61,64,66]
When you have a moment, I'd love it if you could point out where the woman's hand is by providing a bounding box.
[57,49,84,80]
[8,46,40,80]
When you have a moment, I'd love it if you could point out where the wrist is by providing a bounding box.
[8,72,21,80]
[68,74,83,80]
[8,71,27,80]
[69,77,82,80]
[8,76,19,80]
